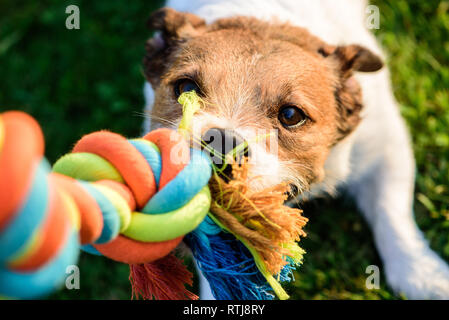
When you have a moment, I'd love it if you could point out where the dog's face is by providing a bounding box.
[144,8,382,193]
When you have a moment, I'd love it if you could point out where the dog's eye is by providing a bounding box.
[278,106,307,128]
[174,79,201,98]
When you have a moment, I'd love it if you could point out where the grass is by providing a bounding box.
[0,0,448,300]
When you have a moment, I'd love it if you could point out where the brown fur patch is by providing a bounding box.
[144,8,383,188]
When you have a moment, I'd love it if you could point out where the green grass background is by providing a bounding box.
[0,0,448,300]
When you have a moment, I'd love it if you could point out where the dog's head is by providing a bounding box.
[144,8,383,195]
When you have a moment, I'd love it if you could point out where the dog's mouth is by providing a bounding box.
[204,153,300,205]
[185,124,298,203]
[197,139,299,204]
[194,128,251,183]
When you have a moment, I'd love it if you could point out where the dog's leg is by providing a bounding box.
[349,120,449,299]
[196,264,215,300]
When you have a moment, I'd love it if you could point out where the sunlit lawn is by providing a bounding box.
[0,0,447,299]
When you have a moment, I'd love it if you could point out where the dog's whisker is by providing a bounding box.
[144,114,180,128]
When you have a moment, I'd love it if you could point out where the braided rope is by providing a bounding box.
[0,91,307,300]
[0,111,211,299]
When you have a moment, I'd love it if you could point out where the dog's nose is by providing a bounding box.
[201,128,249,167]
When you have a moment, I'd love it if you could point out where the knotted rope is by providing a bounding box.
[0,91,308,300]
[0,109,211,299]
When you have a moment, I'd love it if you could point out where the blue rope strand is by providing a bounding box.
[185,216,298,300]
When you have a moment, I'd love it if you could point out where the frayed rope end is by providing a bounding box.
[129,254,198,300]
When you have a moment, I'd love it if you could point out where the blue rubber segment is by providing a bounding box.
[142,149,212,214]
[80,244,102,256]
[78,182,120,244]
[129,139,162,187]
[0,231,80,299]
[0,160,50,263]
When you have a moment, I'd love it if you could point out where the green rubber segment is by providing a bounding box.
[52,152,124,183]
[123,186,211,242]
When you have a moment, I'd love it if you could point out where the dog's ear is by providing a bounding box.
[328,44,383,74]
[147,7,206,39]
[322,45,383,140]
[144,8,206,86]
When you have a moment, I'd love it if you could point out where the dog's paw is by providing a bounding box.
[383,247,449,299]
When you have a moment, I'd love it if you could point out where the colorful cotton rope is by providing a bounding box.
[0,110,212,299]
[0,91,306,300]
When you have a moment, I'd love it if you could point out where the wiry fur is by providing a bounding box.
[143,0,449,299]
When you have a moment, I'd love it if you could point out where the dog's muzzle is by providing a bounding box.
[201,128,250,179]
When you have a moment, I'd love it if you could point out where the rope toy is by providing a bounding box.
[0,92,308,300]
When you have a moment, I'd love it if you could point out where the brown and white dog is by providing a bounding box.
[142,0,449,299]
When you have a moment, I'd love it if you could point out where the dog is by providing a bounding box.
[142,0,449,299]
